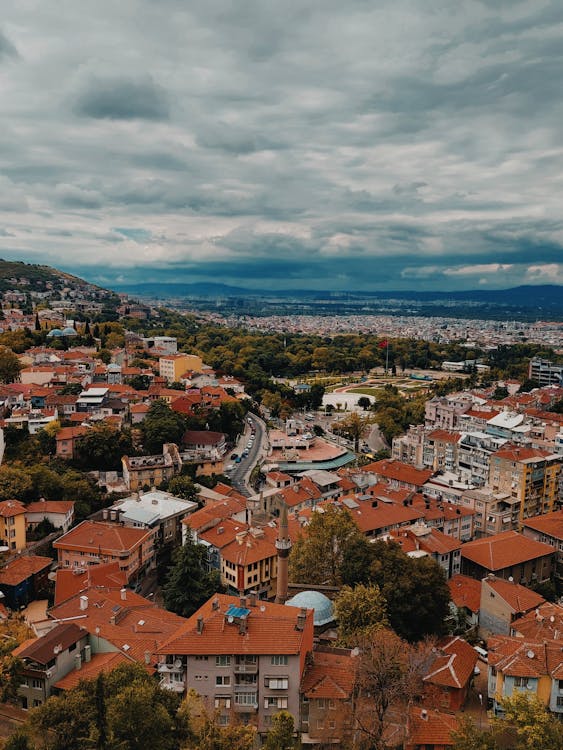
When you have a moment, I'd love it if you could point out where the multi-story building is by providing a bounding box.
[478,575,545,638]
[53,520,156,583]
[488,444,561,527]
[460,530,555,585]
[457,431,507,487]
[25,500,75,533]
[159,354,203,383]
[488,635,563,717]
[460,487,520,537]
[157,593,314,735]
[529,358,563,387]
[522,510,563,587]
[392,424,426,468]
[121,443,182,491]
[0,499,27,552]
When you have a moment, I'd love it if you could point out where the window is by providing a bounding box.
[234,692,257,706]
[558,680,563,693]
[218,714,229,726]
[216,675,230,686]
[32,679,42,689]
[329,720,336,730]
[317,720,324,729]
[33,700,42,708]
[215,655,231,667]
[317,698,326,709]
[266,677,288,689]
[329,699,336,709]
[514,677,530,688]
[271,655,288,665]
[557,697,563,708]
[20,678,28,687]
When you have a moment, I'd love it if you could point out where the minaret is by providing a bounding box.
[275,501,292,604]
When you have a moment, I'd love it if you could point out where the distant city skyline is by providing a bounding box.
[1,1,563,291]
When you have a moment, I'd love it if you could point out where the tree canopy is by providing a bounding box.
[142,400,187,454]
[162,535,222,618]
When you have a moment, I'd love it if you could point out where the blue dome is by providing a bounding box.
[61,327,78,336]
[47,328,63,337]
[285,590,335,626]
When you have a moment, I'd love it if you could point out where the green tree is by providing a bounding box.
[142,400,187,454]
[0,345,22,383]
[3,731,35,750]
[333,412,372,451]
[495,693,563,750]
[162,535,222,618]
[178,690,255,750]
[30,690,96,750]
[289,505,365,587]
[0,464,33,501]
[106,683,176,750]
[452,717,498,750]
[357,396,372,411]
[335,583,388,645]
[165,475,199,503]
[74,423,134,471]
[263,710,298,750]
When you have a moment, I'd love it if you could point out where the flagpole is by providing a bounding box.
[385,341,389,374]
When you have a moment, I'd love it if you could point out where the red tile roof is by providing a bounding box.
[0,500,26,518]
[53,651,133,690]
[53,520,152,554]
[0,555,52,586]
[56,426,89,441]
[362,459,433,487]
[220,527,278,567]
[484,577,545,614]
[407,707,458,747]
[54,561,128,605]
[511,602,563,640]
[493,444,552,462]
[423,636,478,690]
[461,531,555,571]
[158,593,314,656]
[16,622,86,665]
[25,500,74,515]
[448,575,481,614]
[523,510,563,541]
[428,430,461,444]
[301,648,357,699]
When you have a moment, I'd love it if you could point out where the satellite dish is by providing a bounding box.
[228,616,234,623]
[550,616,556,623]
[527,650,535,659]
[174,659,182,669]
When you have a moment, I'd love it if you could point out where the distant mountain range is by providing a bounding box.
[109,281,563,309]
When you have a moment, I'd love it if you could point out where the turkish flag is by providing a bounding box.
[378,340,388,349]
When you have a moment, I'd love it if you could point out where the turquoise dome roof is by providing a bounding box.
[285,590,335,626]
[47,328,63,337]
[61,326,78,336]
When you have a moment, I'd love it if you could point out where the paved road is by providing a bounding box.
[228,412,266,497]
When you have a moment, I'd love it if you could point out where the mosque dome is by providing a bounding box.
[46,328,63,337]
[285,590,335,627]
[61,326,78,336]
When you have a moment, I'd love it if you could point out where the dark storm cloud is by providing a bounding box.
[0,0,562,289]
[0,29,18,60]
[73,75,170,121]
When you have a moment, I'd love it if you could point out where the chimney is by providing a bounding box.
[74,653,82,671]
[120,588,127,601]
[84,645,91,663]
[371,500,378,508]
[212,597,220,611]
[249,592,257,607]
[144,650,151,665]
[79,595,88,611]
[296,607,307,631]
[421,709,428,720]
[239,619,247,635]
[240,596,247,609]
[197,616,204,634]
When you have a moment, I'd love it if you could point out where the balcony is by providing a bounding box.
[234,663,258,674]
[159,677,185,693]
[157,660,184,674]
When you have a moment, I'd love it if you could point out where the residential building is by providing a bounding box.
[392,424,426,468]
[447,574,481,630]
[361,458,433,492]
[460,530,556,584]
[55,426,89,459]
[121,443,182,491]
[422,636,478,711]
[457,431,507,487]
[522,510,563,586]
[0,555,52,609]
[488,444,561,527]
[53,520,156,583]
[404,706,459,750]
[0,499,27,552]
[487,635,563,717]
[159,354,203,383]
[300,647,356,745]
[105,489,198,555]
[478,575,545,638]
[25,500,75,533]
[510,601,563,640]
[460,487,520,537]
[425,430,461,473]
[13,622,90,709]
[528,358,563,387]
[220,526,280,599]
[157,593,314,735]
[389,522,462,579]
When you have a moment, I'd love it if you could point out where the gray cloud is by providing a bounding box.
[0,29,18,60]
[0,0,562,291]
[73,75,170,120]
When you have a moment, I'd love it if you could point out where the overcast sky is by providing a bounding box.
[1,0,563,292]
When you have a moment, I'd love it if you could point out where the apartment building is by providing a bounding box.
[53,520,156,583]
[121,443,182,491]
[159,354,203,383]
[488,444,561,526]
[522,510,563,586]
[460,487,520,537]
[0,499,27,552]
[157,593,314,735]
[528,358,563,387]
